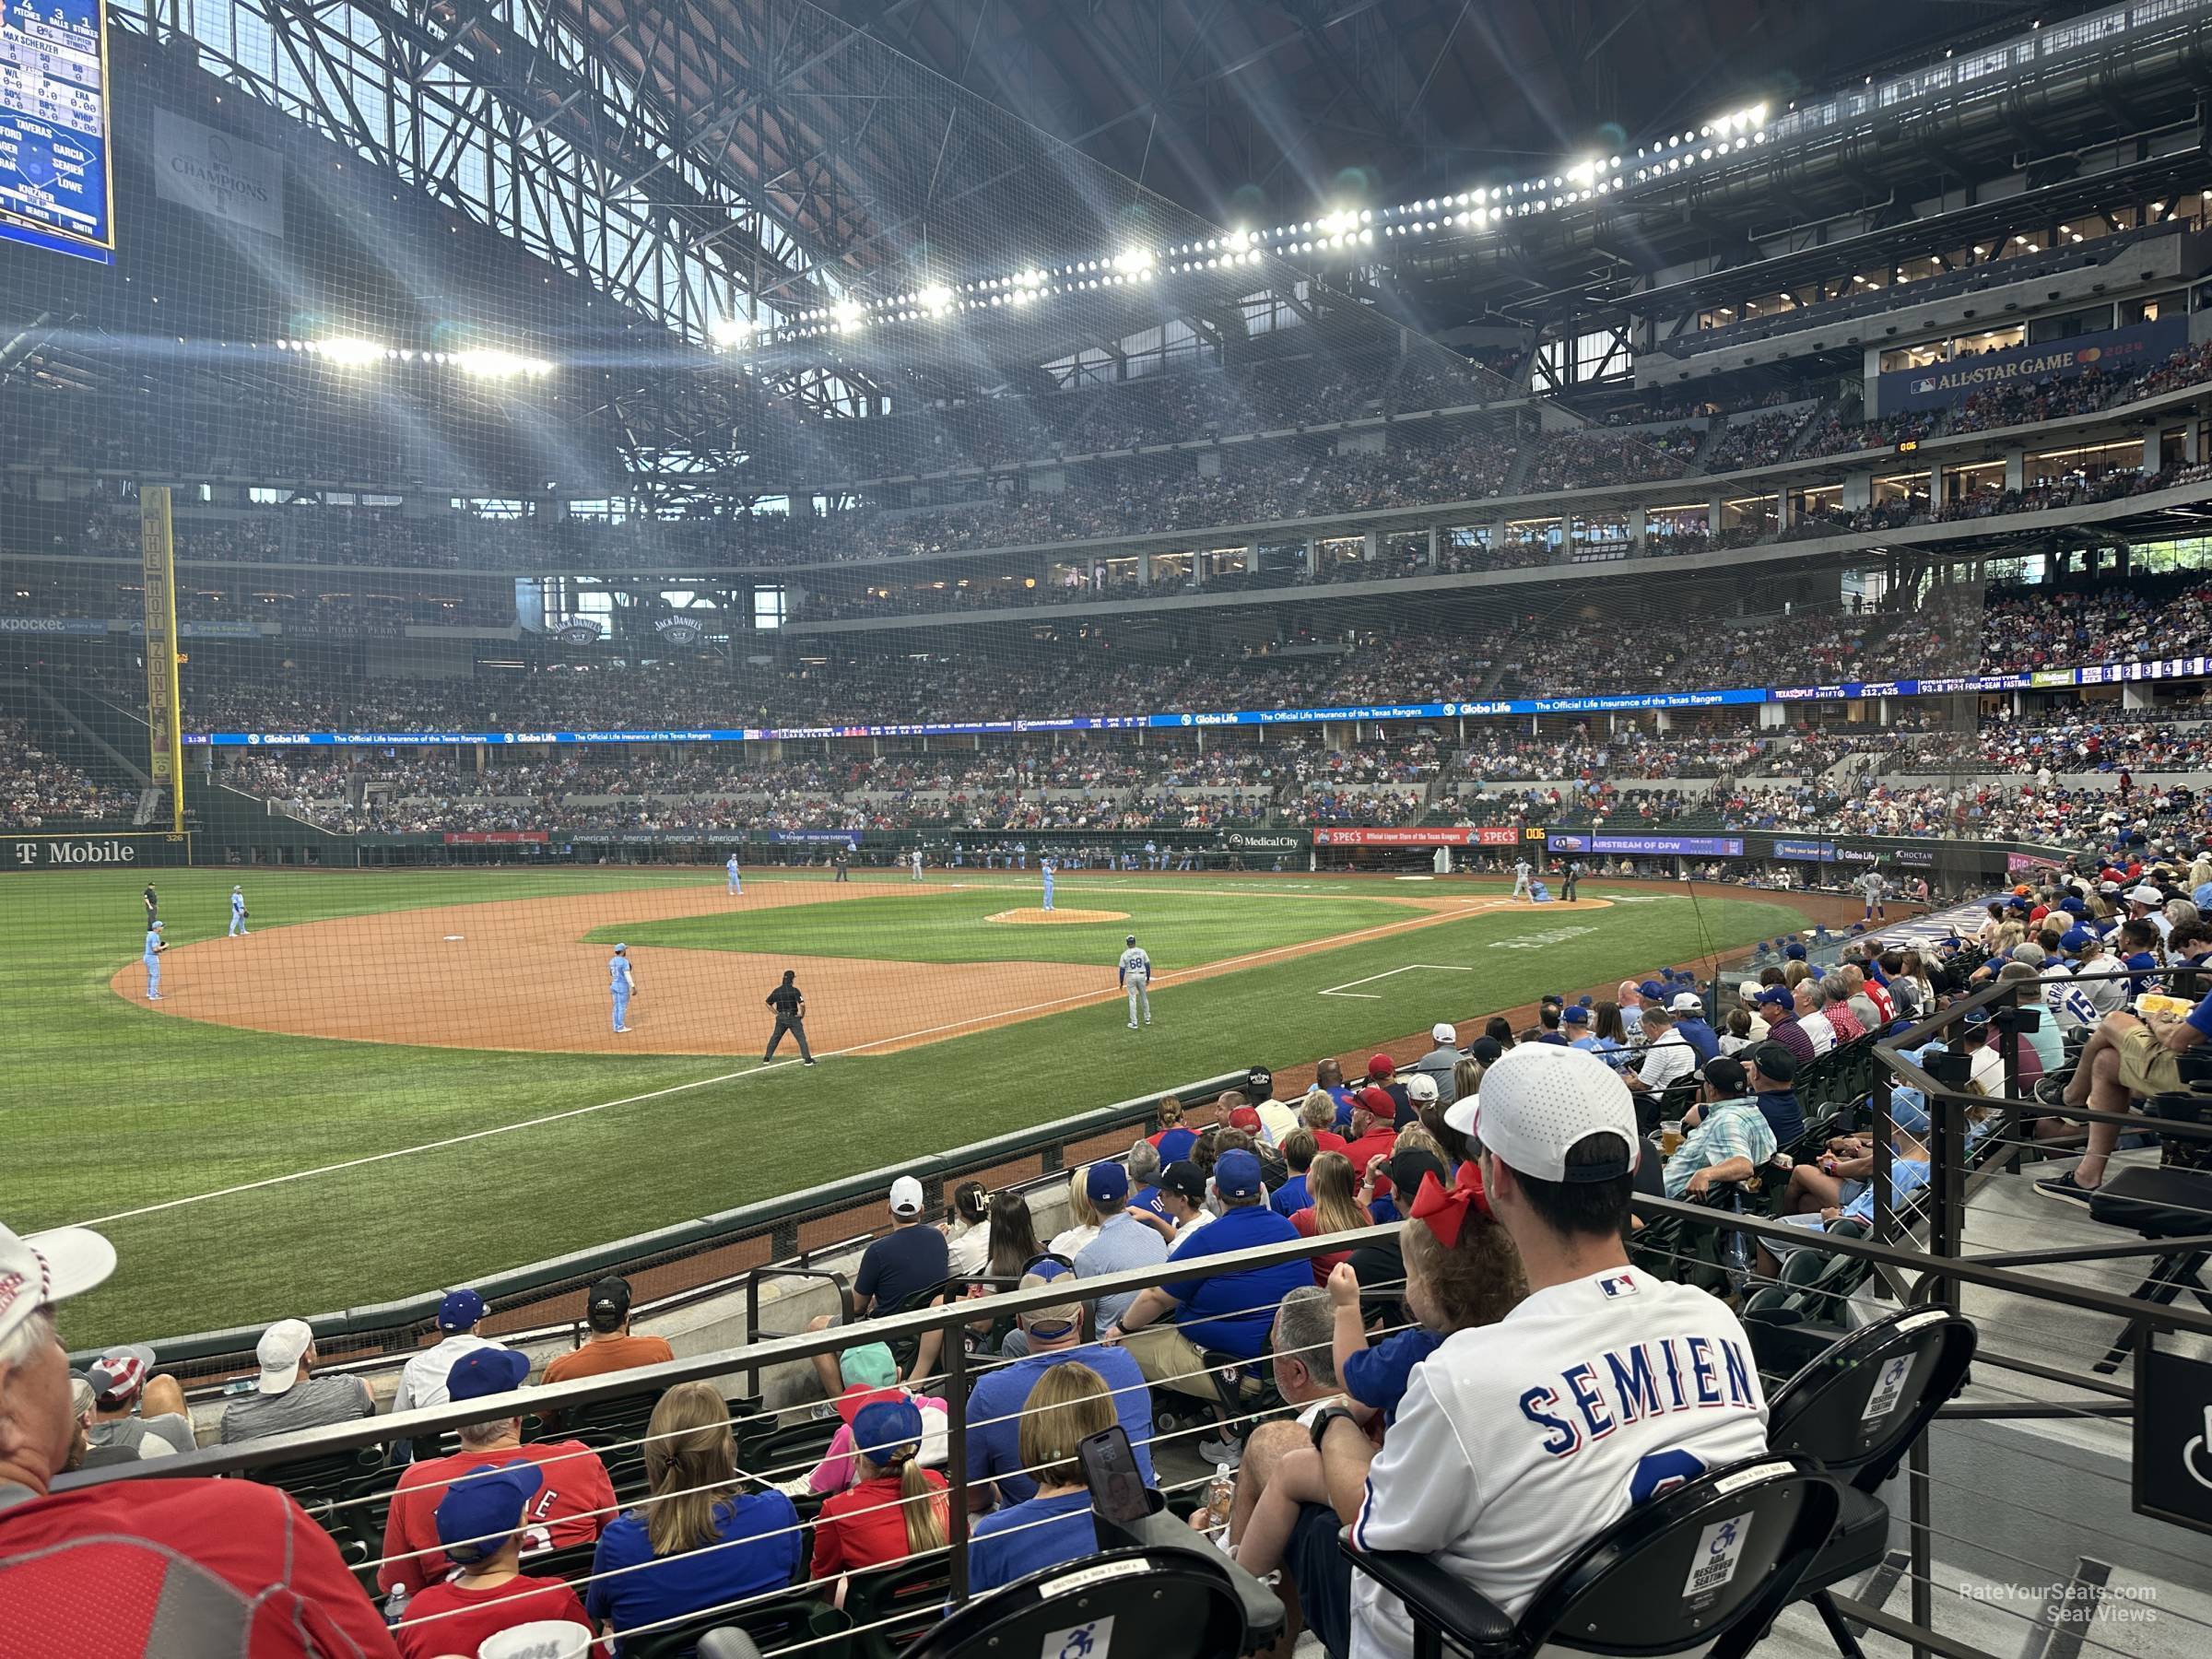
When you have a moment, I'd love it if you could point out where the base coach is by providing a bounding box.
[763,970,816,1066]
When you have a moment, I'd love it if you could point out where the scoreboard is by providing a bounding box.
[0,0,112,263]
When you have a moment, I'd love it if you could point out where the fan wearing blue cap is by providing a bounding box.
[1105,1147,1309,1451]
[813,1394,952,1578]
[400,1462,590,1658]
[391,1288,510,1416]
[379,1346,617,1599]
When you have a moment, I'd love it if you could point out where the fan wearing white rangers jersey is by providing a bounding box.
[1348,1046,1769,1657]
[1118,935,1153,1030]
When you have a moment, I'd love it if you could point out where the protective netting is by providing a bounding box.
[0,0,2153,1349]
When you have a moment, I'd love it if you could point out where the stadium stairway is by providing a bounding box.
[4,677,148,801]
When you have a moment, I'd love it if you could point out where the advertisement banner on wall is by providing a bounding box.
[1547,833,1745,857]
[2006,851,2066,874]
[1312,827,1497,847]
[1221,830,1307,853]
[442,830,548,845]
[1876,315,2186,413]
[1771,838,1837,864]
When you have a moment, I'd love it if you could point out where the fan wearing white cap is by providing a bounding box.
[806,1174,948,1396]
[1347,1047,1769,1657]
[1414,1022,1465,1106]
[218,1317,375,1445]
[2125,884,2173,944]
[0,1222,401,1654]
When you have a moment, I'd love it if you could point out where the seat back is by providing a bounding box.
[623,1585,849,1659]
[844,1550,956,1659]
[1519,1454,1840,1655]
[1765,1307,1977,1490]
[895,1547,1250,1659]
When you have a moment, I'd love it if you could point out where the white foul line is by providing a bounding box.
[1317,963,1477,1000]
[70,894,1531,1228]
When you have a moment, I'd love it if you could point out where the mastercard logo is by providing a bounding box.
[2078,347,2101,364]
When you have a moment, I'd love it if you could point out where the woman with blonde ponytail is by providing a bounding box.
[811,1395,950,1585]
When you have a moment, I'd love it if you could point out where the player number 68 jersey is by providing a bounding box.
[1118,946,1151,982]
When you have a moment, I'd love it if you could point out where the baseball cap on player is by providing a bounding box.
[1470,1044,1639,1185]
[86,1344,157,1406]
[254,1318,315,1394]
[438,1289,486,1332]
[1126,935,1137,947]
[888,1176,925,1218]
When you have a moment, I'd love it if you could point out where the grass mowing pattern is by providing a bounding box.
[3,868,1805,1343]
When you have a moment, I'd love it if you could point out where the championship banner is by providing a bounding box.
[150,107,285,237]
[138,486,186,836]
[1877,315,2186,414]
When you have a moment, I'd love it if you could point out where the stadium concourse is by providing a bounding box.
[17,0,2212,1656]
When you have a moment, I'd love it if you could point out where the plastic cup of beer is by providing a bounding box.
[1661,1120,1685,1156]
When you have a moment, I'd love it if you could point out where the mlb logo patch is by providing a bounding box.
[1598,1273,1639,1299]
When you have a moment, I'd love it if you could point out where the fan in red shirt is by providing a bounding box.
[393,1462,589,1659]
[379,1347,615,1597]
[0,1219,399,1658]
[1340,1088,1399,1182]
[809,1398,948,1588]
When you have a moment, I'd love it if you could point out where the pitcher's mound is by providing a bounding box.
[985,908,1130,925]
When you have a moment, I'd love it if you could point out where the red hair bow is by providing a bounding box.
[1410,1164,1490,1249]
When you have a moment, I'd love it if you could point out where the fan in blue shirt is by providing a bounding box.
[1104,1152,1308,1364]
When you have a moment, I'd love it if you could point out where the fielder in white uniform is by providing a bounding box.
[1347,1046,1769,1657]
[910,848,924,881]
[1512,859,1534,901]
[1856,869,1888,921]
[228,886,248,936]
[1118,935,1153,1029]
[726,853,743,895]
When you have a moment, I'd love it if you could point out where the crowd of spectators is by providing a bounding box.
[0,716,124,828]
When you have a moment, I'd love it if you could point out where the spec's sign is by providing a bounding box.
[2,833,193,869]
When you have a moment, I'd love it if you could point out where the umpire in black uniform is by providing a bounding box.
[763,970,816,1065]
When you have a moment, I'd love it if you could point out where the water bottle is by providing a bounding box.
[1205,1462,1236,1529]
[381,1585,408,1626]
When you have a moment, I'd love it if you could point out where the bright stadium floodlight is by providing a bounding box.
[313,336,387,368]
[452,347,553,379]
[830,299,865,333]
[709,314,751,350]
[918,285,954,316]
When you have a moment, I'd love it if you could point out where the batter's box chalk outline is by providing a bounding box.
[1317,962,1477,1000]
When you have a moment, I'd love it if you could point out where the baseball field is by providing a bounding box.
[6,864,1822,1344]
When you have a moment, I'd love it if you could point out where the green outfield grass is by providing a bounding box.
[2,866,1806,1345]
[592,883,1423,966]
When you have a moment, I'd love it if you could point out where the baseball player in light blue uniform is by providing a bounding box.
[1041,857,1057,912]
[609,943,634,1033]
[1015,841,1028,871]
[1118,934,1152,1029]
[143,922,164,1000]
[229,885,248,936]
[726,854,743,895]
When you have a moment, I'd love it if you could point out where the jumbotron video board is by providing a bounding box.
[0,0,113,263]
